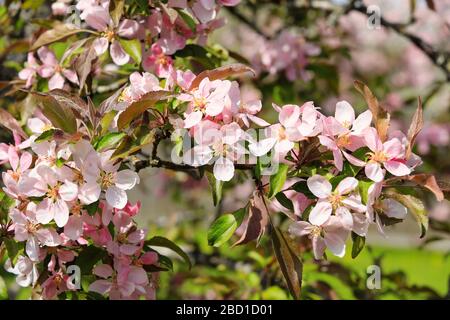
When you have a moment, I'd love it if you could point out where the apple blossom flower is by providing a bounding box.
[10,205,62,261]
[42,270,77,299]
[248,102,321,158]
[142,43,174,78]
[180,77,232,129]
[37,47,79,90]
[289,215,350,259]
[183,122,245,181]
[29,166,79,227]
[98,151,140,209]
[83,5,139,65]
[307,175,366,231]
[19,53,40,88]
[319,101,372,170]
[4,256,40,287]
[89,262,151,299]
[364,127,411,182]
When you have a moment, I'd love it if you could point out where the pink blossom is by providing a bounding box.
[319,101,372,171]
[19,53,40,88]
[4,256,39,287]
[307,175,366,232]
[248,102,321,158]
[180,77,232,129]
[29,166,78,227]
[84,6,139,65]
[37,47,79,90]
[183,122,245,181]
[10,205,62,261]
[142,43,174,78]
[364,127,411,182]
[289,215,349,259]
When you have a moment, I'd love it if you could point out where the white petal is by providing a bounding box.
[106,186,128,209]
[115,170,140,190]
[213,157,235,182]
[307,175,332,199]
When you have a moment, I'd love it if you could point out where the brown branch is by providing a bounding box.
[134,133,254,178]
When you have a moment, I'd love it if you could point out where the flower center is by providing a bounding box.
[193,97,207,111]
[337,134,350,148]
[278,126,287,141]
[368,151,388,163]
[103,29,115,42]
[310,226,322,238]
[47,185,60,201]
[26,220,39,234]
[328,193,344,210]
[100,171,115,189]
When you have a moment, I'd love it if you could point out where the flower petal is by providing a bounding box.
[307,175,332,199]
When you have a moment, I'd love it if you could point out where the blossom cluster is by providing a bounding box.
[154,71,424,258]
[1,119,159,299]
[21,0,241,89]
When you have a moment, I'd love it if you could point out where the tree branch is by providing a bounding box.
[134,132,254,178]
[348,0,450,81]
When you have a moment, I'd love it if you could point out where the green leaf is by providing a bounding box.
[351,232,365,259]
[84,201,100,216]
[35,129,57,143]
[109,0,125,27]
[176,9,197,32]
[386,191,428,238]
[0,276,7,300]
[0,191,14,223]
[118,38,142,65]
[275,192,294,211]
[206,172,223,206]
[290,181,314,198]
[4,238,19,265]
[145,236,192,269]
[95,132,126,151]
[31,92,77,134]
[271,227,303,300]
[74,246,107,275]
[268,164,289,199]
[358,180,374,205]
[207,208,246,247]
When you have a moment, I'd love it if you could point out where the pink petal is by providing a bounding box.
[307,175,332,199]
[106,185,128,209]
[335,101,355,128]
[309,200,333,226]
[365,162,384,182]
[384,160,411,177]
[93,264,114,279]
[335,177,358,195]
[110,41,130,65]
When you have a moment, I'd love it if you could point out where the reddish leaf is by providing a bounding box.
[407,174,444,201]
[426,0,436,11]
[31,92,78,134]
[189,64,255,91]
[406,97,423,159]
[272,227,303,300]
[30,23,91,51]
[74,42,97,93]
[233,192,269,246]
[0,109,28,139]
[354,80,390,141]
[117,91,172,130]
